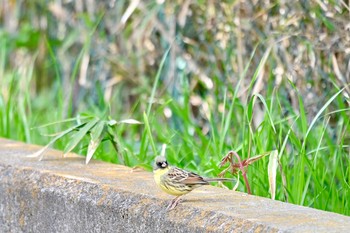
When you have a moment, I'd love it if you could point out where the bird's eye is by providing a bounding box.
[156,161,167,168]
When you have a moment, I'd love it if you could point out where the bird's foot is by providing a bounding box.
[166,196,182,210]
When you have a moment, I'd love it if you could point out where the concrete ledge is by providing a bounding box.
[0,138,349,232]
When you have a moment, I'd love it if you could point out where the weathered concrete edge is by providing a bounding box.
[0,138,349,233]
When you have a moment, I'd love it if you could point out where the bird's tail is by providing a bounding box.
[204,178,235,182]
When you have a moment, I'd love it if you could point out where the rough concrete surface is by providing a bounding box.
[0,138,349,233]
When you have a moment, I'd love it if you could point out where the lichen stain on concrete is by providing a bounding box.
[30,185,39,200]
[166,208,236,232]
[95,185,121,206]
[19,200,26,229]
[96,192,108,206]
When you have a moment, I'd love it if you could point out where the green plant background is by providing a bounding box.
[0,1,349,216]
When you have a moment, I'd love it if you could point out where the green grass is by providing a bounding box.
[0,0,349,217]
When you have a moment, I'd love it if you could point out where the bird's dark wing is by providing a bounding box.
[167,166,209,185]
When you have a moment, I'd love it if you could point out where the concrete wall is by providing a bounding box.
[0,138,349,232]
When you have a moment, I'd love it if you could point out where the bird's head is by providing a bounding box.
[154,156,168,170]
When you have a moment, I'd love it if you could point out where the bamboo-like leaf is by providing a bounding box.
[86,120,105,164]
[268,150,279,200]
[107,119,118,126]
[27,123,86,160]
[63,118,99,156]
[118,119,143,124]
[106,128,124,164]
[30,116,92,130]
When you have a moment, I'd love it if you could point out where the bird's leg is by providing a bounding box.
[166,196,182,210]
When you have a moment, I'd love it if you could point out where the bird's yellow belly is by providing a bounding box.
[159,183,190,196]
[154,169,190,196]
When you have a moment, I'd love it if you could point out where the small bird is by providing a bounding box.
[153,155,234,210]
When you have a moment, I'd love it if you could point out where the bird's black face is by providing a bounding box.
[154,156,168,170]
[157,161,168,169]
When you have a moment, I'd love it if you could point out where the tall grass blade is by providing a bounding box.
[254,93,276,133]
[146,44,172,116]
[268,150,279,200]
[302,88,344,150]
[143,112,157,154]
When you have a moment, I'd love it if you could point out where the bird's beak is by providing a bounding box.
[161,161,168,168]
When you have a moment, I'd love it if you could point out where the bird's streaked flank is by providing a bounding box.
[153,155,234,210]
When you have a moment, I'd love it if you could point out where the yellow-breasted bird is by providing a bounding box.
[153,155,234,210]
